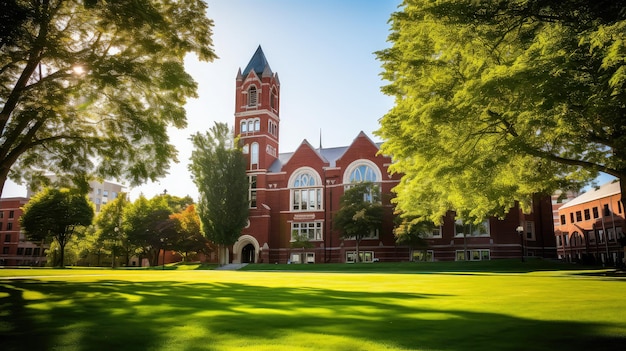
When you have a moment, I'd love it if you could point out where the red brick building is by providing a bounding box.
[555,180,625,265]
[227,47,557,264]
[0,197,48,266]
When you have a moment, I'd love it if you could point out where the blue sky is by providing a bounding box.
[3,0,402,200]
[2,0,616,199]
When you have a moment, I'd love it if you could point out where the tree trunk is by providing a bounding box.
[218,245,229,266]
[0,166,10,199]
[59,243,66,268]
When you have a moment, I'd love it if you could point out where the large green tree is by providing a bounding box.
[189,122,249,265]
[0,0,216,197]
[123,194,172,267]
[334,182,383,262]
[376,0,626,224]
[94,192,129,267]
[20,187,94,267]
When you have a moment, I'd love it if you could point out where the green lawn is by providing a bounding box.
[1,262,624,351]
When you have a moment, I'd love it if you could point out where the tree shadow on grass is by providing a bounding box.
[0,278,624,351]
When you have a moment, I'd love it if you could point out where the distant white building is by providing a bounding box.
[27,175,125,213]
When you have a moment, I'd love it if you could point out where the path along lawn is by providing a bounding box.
[1,264,625,351]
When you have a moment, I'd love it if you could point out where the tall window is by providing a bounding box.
[291,170,323,211]
[270,87,277,110]
[291,222,323,241]
[250,143,259,168]
[241,120,247,133]
[247,86,257,107]
[525,221,535,240]
[249,175,257,208]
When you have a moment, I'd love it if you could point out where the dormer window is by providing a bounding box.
[248,86,258,107]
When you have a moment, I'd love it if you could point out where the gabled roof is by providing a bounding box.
[559,180,621,209]
[266,133,383,173]
[242,45,272,78]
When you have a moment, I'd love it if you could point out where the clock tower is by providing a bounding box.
[235,46,280,171]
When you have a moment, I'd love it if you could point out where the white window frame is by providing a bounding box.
[344,160,381,184]
[290,222,323,241]
[250,142,259,168]
[525,221,535,241]
[290,252,315,264]
[248,175,257,209]
[412,250,434,262]
[346,251,374,263]
[456,249,490,261]
[289,168,323,212]
[423,226,442,238]
[454,219,490,237]
[247,85,258,107]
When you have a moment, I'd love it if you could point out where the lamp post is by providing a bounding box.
[516,225,525,262]
[160,237,166,270]
[112,226,118,268]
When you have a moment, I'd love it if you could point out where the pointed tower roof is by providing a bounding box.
[242,45,272,77]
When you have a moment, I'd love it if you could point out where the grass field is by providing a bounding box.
[1,261,625,350]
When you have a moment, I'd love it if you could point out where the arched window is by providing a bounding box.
[290,169,322,211]
[349,164,378,183]
[248,86,257,107]
[251,142,259,168]
[344,161,382,203]
[247,120,253,133]
[254,119,260,131]
[241,120,247,133]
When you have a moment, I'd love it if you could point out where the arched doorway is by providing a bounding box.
[233,235,260,264]
[242,244,255,263]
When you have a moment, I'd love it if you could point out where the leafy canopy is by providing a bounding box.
[20,187,94,267]
[123,194,173,266]
[376,0,626,224]
[0,0,216,196]
[334,182,383,242]
[169,204,212,261]
[189,122,249,247]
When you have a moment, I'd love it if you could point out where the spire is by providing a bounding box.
[242,45,272,77]
[319,129,323,150]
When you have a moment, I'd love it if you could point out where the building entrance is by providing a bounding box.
[242,244,255,263]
